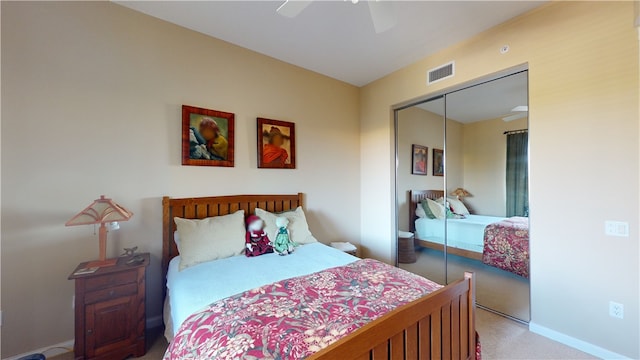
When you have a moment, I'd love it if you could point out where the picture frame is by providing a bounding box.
[411,144,428,175]
[182,105,234,167]
[257,118,296,169]
[433,148,444,176]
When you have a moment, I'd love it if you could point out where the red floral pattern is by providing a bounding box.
[164,259,444,359]
[482,217,529,278]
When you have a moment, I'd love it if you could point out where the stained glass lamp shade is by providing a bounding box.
[66,195,133,267]
[450,188,471,199]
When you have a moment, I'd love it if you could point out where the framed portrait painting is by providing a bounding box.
[257,118,296,169]
[433,148,444,176]
[411,144,428,175]
[182,105,234,167]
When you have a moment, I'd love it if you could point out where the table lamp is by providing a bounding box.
[66,195,133,267]
[450,188,471,200]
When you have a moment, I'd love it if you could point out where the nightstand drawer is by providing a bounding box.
[84,270,137,292]
[85,283,137,304]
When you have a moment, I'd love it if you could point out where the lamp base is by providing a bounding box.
[85,258,118,268]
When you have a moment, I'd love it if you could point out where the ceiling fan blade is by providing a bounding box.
[367,0,396,34]
[277,0,313,18]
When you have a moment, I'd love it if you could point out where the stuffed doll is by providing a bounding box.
[273,217,297,256]
[245,215,273,257]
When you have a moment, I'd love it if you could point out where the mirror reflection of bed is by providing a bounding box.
[406,189,530,321]
[395,70,530,323]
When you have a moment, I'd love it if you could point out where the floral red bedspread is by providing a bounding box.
[482,217,529,278]
[164,259,443,360]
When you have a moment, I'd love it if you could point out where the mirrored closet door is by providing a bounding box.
[395,96,446,284]
[396,71,530,322]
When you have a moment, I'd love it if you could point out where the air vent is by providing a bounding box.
[427,61,455,85]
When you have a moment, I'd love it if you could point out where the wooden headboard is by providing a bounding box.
[408,190,444,232]
[161,193,303,281]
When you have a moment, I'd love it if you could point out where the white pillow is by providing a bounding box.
[173,231,181,253]
[415,203,427,218]
[174,210,246,271]
[425,198,446,219]
[447,197,470,216]
[255,207,317,244]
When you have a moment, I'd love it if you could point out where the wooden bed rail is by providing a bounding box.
[309,272,476,360]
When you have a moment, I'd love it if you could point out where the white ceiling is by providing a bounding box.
[116,1,543,87]
[417,71,528,123]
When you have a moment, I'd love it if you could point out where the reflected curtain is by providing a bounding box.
[506,131,528,217]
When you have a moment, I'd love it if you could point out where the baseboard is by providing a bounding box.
[147,314,163,329]
[3,339,74,360]
[4,316,163,360]
[529,322,630,359]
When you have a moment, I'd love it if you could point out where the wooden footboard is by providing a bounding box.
[309,272,476,360]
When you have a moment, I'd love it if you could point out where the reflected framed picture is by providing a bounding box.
[433,148,444,176]
[257,118,296,169]
[411,144,428,175]
[182,105,234,167]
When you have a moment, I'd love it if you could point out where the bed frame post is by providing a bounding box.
[465,271,477,359]
[162,196,171,293]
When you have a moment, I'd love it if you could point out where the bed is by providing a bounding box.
[409,190,530,278]
[162,193,478,359]
[482,217,530,278]
[409,190,496,261]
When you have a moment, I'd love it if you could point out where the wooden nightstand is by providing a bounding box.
[69,253,149,360]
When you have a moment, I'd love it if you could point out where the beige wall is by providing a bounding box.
[396,106,445,232]
[0,2,360,357]
[360,2,638,358]
[2,1,639,358]
[444,119,464,194]
[461,117,527,216]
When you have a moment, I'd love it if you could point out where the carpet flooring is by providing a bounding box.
[477,309,596,359]
[49,309,596,360]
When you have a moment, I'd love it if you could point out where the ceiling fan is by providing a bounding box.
[276,0,397,34]
[502,105,528,122]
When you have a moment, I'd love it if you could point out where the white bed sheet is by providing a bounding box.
[415,215,505,253]
[166,242,358,337]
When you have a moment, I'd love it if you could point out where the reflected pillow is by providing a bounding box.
[174,210,246,271]
[255,207,318,244]
[416,203,428,218]
[420,198,445,219]
[447,197,470,216]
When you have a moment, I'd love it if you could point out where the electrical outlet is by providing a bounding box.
[605,221,629,237]
[609,301,624,319]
